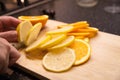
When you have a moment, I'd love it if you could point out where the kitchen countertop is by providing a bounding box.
[0,0,120,80]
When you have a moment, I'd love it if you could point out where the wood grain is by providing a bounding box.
[16,20,120,80]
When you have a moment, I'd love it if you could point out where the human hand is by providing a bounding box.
[0,30,18,42]
[0,38,20,74]
[0,16,21,42]
[0,16,21,74]
[0,16,21,32]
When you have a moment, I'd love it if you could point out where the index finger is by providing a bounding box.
[0,16,21,31]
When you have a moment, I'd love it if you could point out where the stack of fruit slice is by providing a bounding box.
[16,18,98,73]
[17,20,42,46]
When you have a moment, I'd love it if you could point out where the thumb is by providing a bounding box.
[0,30,18,42]
[9,44,21,66]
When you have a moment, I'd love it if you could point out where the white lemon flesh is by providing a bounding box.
[25,23,42,46]
[42,48,76,72]
[17,20,33,43]
[47,26,74,34]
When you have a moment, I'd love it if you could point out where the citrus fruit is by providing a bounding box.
[18,15,48,26]
[47,26,74,34]
[69,39,91,65]
[16,20,32,43]
[39,34,67,49]
[42,48,76,72]
[74,36,85,39]
[25,23,42,46]
[25,35,51,52]
[70,21,87,26]
[71,27,98,38]
[48,36,75,50]
[58,21,88,29]
[74,27,98,33]
[67,32,90,36]
[70,21,89,29]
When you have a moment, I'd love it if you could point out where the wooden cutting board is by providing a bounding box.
[16,20,120,80]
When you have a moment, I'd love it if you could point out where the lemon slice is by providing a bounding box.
[25,23,42,46]
[42,48,75,72]
[48,36,75,50]
[16,20,33,43]
[47,26,74,34]
[39,34,66,49]
[70,39,91,65]
[25,35,51,52]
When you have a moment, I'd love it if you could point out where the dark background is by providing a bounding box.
[9,0,120,36]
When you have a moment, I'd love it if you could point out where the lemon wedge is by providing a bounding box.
[42,48,75,72]
[16,20,32,43]
[25,35,51,52]
[48,36,75,50]
[39,34,66,49]
[47,26,74,34]
[25,23,42,46]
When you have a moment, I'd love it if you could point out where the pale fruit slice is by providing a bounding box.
[69,39,91,65]
[25,23,42,46]
[25,35,51,52]
[47,26,74,34]
[39,34,66,49]
[17,20,33,43]
[58,21,88,29]
[70,21,88,26]
[48,36,75,50]
[42,48,76,72]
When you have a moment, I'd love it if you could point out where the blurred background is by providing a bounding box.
[0,0,120,35]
